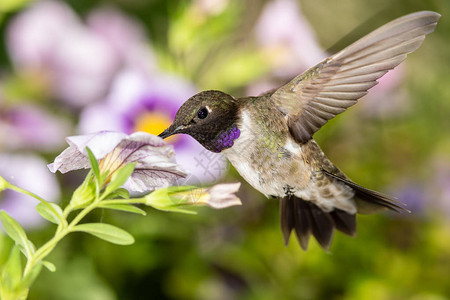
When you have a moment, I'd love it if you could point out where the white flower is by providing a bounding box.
[48,131,187,192]
[145,183,242,212]
[201,183,242,209]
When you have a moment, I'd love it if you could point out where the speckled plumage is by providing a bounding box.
[223,95,356,213]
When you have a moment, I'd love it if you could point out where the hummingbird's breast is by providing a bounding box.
[222,98,310,198]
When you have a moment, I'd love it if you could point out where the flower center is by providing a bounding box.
[134,111,178,143]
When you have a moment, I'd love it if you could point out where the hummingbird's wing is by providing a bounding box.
[272,11,440,144]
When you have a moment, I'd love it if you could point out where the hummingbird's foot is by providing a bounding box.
[283,185,295,196]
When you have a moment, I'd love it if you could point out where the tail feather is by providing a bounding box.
[280,170,409,250]
[307,202,335,250]
[330,209,357,236]
[280,196,356,251]
[321,169,410,213]
[293,197,312,250]
[280,196,295,245]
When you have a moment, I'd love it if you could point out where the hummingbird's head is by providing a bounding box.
[159,90,240,152]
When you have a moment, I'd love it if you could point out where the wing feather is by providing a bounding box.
[272,11,440,143]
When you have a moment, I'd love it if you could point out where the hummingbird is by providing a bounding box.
[159,11,440,250]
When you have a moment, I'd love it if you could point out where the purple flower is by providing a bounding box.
[0,104,70,151]
[6,1,155,107]
[0,154,60,229]
[7,1,117,106]
[86,6,156,73]
[250,0,406,115]
[6,0,79,70]
[48,26,119,106]
[247,0,326,96]
[78,70,228,184]
[48,131,187,193]
[254,0,325,78]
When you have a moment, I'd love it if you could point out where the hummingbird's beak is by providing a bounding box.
[158,128,173,139]
[158,125,185,139]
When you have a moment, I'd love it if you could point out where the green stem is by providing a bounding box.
[22,229,65,276]
[67,202,98,229]
[23,200,99,277]
[6,184,67,227]
[62,203,75,220]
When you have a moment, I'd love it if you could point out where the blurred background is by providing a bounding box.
[0,0,449,299]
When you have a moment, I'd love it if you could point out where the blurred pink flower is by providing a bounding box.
[6,0,79,70]
[7,1,155,107]
[87,7,156,73]
[0,153,60,229]
[0,104,71,151]
[254,0,325,78]
[78,69,228,184]
[248,0,325,96]
[251,0,406,118]
[49,26,119,106]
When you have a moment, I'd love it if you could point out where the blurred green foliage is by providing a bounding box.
[1,0,450,299]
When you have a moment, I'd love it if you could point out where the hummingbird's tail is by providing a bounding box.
[321,169,410,214]
[280,170,409,251]
[280,196,356,251]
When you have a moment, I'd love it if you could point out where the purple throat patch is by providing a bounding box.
[214,125,240,152]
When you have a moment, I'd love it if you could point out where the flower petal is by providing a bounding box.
[126,166,186,193]
[205,182,242,209]
[49,131,128,173]
[106,132,187,191]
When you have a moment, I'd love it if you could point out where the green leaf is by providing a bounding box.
[0,211,33,258]
[98,203,146,215]
[1,246,22,292]
[103,163,136,198]
[85,147,100,183]
[41,261,56,272]
[72,223,135,245]
[104,188,130,199]
[36,203,63,225]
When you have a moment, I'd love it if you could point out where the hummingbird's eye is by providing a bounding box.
[197,107,209,119]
